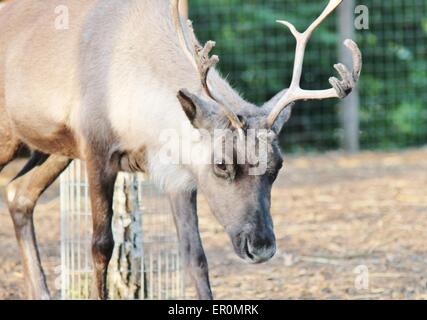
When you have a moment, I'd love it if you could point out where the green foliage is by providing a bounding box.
[357,0,427,148]
[191,0,427,151]
[392,101,427,137]
[1,0,425,151]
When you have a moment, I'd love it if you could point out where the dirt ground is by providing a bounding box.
[0,148,426,300]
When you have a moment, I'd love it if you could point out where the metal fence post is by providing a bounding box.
[338,0,360,152]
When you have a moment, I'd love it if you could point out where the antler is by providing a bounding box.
[186,20,220,98]
[171,0,244,129]
[266,0,362,128]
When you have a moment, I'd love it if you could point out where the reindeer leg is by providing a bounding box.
[85,154,117,300]
[0,111,22,172]
[7,152,71,300]
[168,190,213,300]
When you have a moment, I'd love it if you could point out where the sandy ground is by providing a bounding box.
[0,148,426,300]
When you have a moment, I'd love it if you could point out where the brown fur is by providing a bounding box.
[0,0,359,300]
[7,153,70,299]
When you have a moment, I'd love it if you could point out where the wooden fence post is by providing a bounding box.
[338,0,360,152]
[109,174,142,299]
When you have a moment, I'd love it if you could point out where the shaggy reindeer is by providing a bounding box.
[0,0,361,299]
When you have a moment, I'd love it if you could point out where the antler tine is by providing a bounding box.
[194,40,242,129]
[172,0,244,130]
[266,0,362,129]
[187,20,220,95]
[171,0,197,70]
[197,41,220,88]
[344,39,362,82]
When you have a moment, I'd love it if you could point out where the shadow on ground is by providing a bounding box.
[1,148,426,299]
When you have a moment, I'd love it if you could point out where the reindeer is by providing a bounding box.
[0,0,361,300]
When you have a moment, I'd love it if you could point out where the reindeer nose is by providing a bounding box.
[242,232,276,264]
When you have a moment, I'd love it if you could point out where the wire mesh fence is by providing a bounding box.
[190,0,427,152]
[60,161,184,300]
[0,0,425,301]
[1,0,424,152]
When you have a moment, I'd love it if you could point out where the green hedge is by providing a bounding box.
[191,0,427,151]
[1,0,426,151]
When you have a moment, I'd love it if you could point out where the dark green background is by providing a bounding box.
[1,0,426,152]
[191,0,427,152]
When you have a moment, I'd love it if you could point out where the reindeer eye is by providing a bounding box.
[213,160,234,180]
[249,160,260,168]
[215,161,227,172]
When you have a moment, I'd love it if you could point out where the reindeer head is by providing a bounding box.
[172,0,362,263]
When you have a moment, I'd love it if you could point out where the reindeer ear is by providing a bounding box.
[262,89,293,134]
[271,105,292,134]
[177,89,197,123]
[177,89,216,129]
